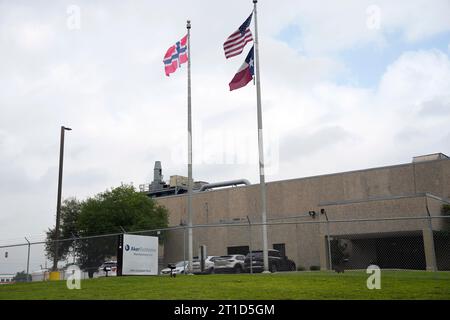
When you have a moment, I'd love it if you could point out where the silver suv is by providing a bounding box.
[192,256,217,274]
[214,255,246,273]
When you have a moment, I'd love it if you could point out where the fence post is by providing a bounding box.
[424,201,438,272]
[326,220,332,270]
[183,225,187,272]
[71,232,77,265]
[247,216,253,274]
[24,237,30,282]
[320,209,333,271]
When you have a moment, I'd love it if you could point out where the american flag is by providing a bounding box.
[223,13,253,59]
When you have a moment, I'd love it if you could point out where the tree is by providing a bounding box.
[45,185,169,278]
[78,185,169,236]
[13,271,31,282]
[45,198,82,263]
[76,185,169,277]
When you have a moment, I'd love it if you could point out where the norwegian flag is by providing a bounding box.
[163,35,188,76]
[223,13,253,59]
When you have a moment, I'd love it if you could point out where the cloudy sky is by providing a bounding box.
[1,0,450,246]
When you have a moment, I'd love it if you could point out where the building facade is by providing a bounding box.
[0,274,15,284]
[155,154,450,271]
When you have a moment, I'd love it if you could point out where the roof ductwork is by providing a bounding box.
[198,179,251,192]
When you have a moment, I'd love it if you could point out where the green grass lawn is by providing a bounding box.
[0,271,449,300]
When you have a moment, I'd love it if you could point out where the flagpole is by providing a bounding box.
[253,0,269,273]
[187,19,194,274]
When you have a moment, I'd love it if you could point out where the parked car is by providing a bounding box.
[192,256,217,274]
[244,249,296,273]
[160,261,189,275]
[98,261,117,277]
[214,255,246,273]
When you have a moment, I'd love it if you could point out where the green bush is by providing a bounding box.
[297,266,306,271]
[310,265,320,271]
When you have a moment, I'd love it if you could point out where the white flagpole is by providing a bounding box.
[253,0,269,273]
[187,19,194,274]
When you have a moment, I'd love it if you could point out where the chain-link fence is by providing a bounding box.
[0,215,449,282]
[324,217,450,272]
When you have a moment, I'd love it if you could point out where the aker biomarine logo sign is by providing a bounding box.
[121,235,158,275]
[124,244,155,254]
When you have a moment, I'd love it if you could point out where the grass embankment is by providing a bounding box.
[0,271,449,300]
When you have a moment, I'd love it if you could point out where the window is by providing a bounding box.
[227,246,249,255]
[273,243,286,257]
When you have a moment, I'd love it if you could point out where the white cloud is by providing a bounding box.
[266,0,450,54]
[380,0,450,42]
[379,49,450,106]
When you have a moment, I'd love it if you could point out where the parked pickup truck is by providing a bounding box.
[244,249,296,273]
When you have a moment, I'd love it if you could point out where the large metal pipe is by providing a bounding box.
[198,179,251,192]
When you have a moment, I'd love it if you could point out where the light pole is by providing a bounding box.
[52,126,72,272]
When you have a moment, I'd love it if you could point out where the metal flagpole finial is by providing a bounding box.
[187,20,191,29]
[253,0,258,3]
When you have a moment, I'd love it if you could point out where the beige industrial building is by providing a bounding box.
[150,154,450,271]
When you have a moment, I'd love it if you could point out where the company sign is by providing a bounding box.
[122,234,158,275]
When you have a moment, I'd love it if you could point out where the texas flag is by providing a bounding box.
[163,35,188,76]
[229,46,254,91]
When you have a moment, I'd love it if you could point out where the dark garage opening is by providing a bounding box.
[375,236,426,270]
[332,233,427,270]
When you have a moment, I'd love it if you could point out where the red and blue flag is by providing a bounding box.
[229,46,254,91]
[163,35,188,76]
